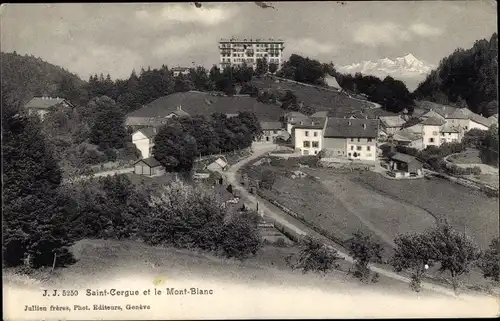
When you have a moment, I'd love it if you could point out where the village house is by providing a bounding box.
[439,124,461,144]
[392,128,423,150]
[284,111,309,135]
[388,152,424,178]
[24,96,74,120]
[206,157,229,173]
[258,121,286,143]
[445,108,491,132]
[323,118,379,161]
[379,115,406,135]
[131,127,157,159]
[292,117,328,156]
[171,66,191,77]
[134,157,165,177]
[420,116,445,149]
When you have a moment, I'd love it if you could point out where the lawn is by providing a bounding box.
[448,149,482,164]
[353,171,499,250]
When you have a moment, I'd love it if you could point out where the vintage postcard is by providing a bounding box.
[1,1,499,320]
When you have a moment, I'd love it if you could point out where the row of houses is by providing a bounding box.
[380,106,498,150]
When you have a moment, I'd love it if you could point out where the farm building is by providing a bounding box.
[131,127,157,159]
[388,153,424,177]
[258,121,285,143]
[134,157,165,177]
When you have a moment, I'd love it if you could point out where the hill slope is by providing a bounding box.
[1,51,88,107]
[413,33,498,117]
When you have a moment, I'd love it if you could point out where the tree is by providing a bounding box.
[89,101,127,150]
[478,237,500,282]
[153,121,198,173]
[347,230,383,282]
[269,63,278,74]
[174,74,195,92]
[2,101,74,268]
[286,237,343,275]
[392,233,434,292]
[219,211,262,260]
[392,223,481,293]
[255,57,269,76]
[479,124,499,167]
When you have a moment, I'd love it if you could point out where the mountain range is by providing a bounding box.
[337,54,435,91]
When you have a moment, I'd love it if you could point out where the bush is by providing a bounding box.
[286,236,343,275]
[103,148,118,162]
[219,211,262,260]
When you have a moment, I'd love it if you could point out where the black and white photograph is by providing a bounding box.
[1,1,499,319]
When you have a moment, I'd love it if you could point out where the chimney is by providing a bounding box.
[348,121,351,126]
[153,127,157,134]
[177,105,181,111]
[300,121,304,125]
[362,124,367,129]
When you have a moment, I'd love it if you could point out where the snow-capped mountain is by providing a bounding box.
[338,54,435,91]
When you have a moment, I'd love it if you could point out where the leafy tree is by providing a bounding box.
[153,120,198,173]
[174,74,195,92]
[268,63,278,74]
[219,211,262,260]
[478,237,500,282]
[2,101,74,268]
[278,54,326,86]
[255,57,269,76]
[142,180,226,250]
[392,233,434,292]
[286,237,343,275]
[479,124,499,167]
[347,230,383,282]
[89,100,127,150]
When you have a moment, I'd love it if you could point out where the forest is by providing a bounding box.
[414,33,498,117]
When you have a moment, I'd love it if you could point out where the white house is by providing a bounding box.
[24,97,74,120]
[445,108,490,132]
[420,116,445,149]
[293,117,328,155]
[284,111,309,135]
[132,127,157,159]
[172,67,191,77]
[323,118,379,161]
[439,124,461,144]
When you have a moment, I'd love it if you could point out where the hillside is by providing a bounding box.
[414,33,498,117]
[250,76,396,118]
[1,51,88,107]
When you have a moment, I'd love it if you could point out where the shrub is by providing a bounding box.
[286,236,343,275]
[219,211,262,260]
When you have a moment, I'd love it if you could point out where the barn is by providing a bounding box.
[134,157,165,177]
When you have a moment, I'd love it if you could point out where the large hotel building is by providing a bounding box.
[218,37,285,70]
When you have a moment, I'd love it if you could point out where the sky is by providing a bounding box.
[1,1,497,82]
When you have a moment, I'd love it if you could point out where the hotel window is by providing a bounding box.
[367,138,373,142]
[429,138,435,143]
[356,146,362,151]
[312,141,319,148]
[350,138,354,142]
[357,138,361,142]
[305,131,309,136]
[366,146,371,151]
[313,132,318,137]
[303,141,310,148]
[350,146,354,150]
[441,132,445,136]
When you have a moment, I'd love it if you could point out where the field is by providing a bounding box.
[353,171,499,250]
[244,159,498,259]
[250,76,397,118]
[447,149,482,164]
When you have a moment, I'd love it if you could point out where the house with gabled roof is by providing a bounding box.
[420,116,446,149]
[392,128,423,150]
[258,121,286,143]
[292,117,328,155]
[379,115,406,135]
[24,96,74,120]
[132,127,158,159]
[323,118,379,161]
[134,157,165,177]
[445,108,491,132]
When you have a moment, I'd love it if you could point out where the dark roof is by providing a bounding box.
[389,152,423,164]
[292,117,327,129]
[135,157,162,168]
[260,121,283,130]
[24,97,69,110]
[137,127,157,138]
[379,115,406,128]
[421,116,446,126]
[127,91,284,122]
[324,118,379,138]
